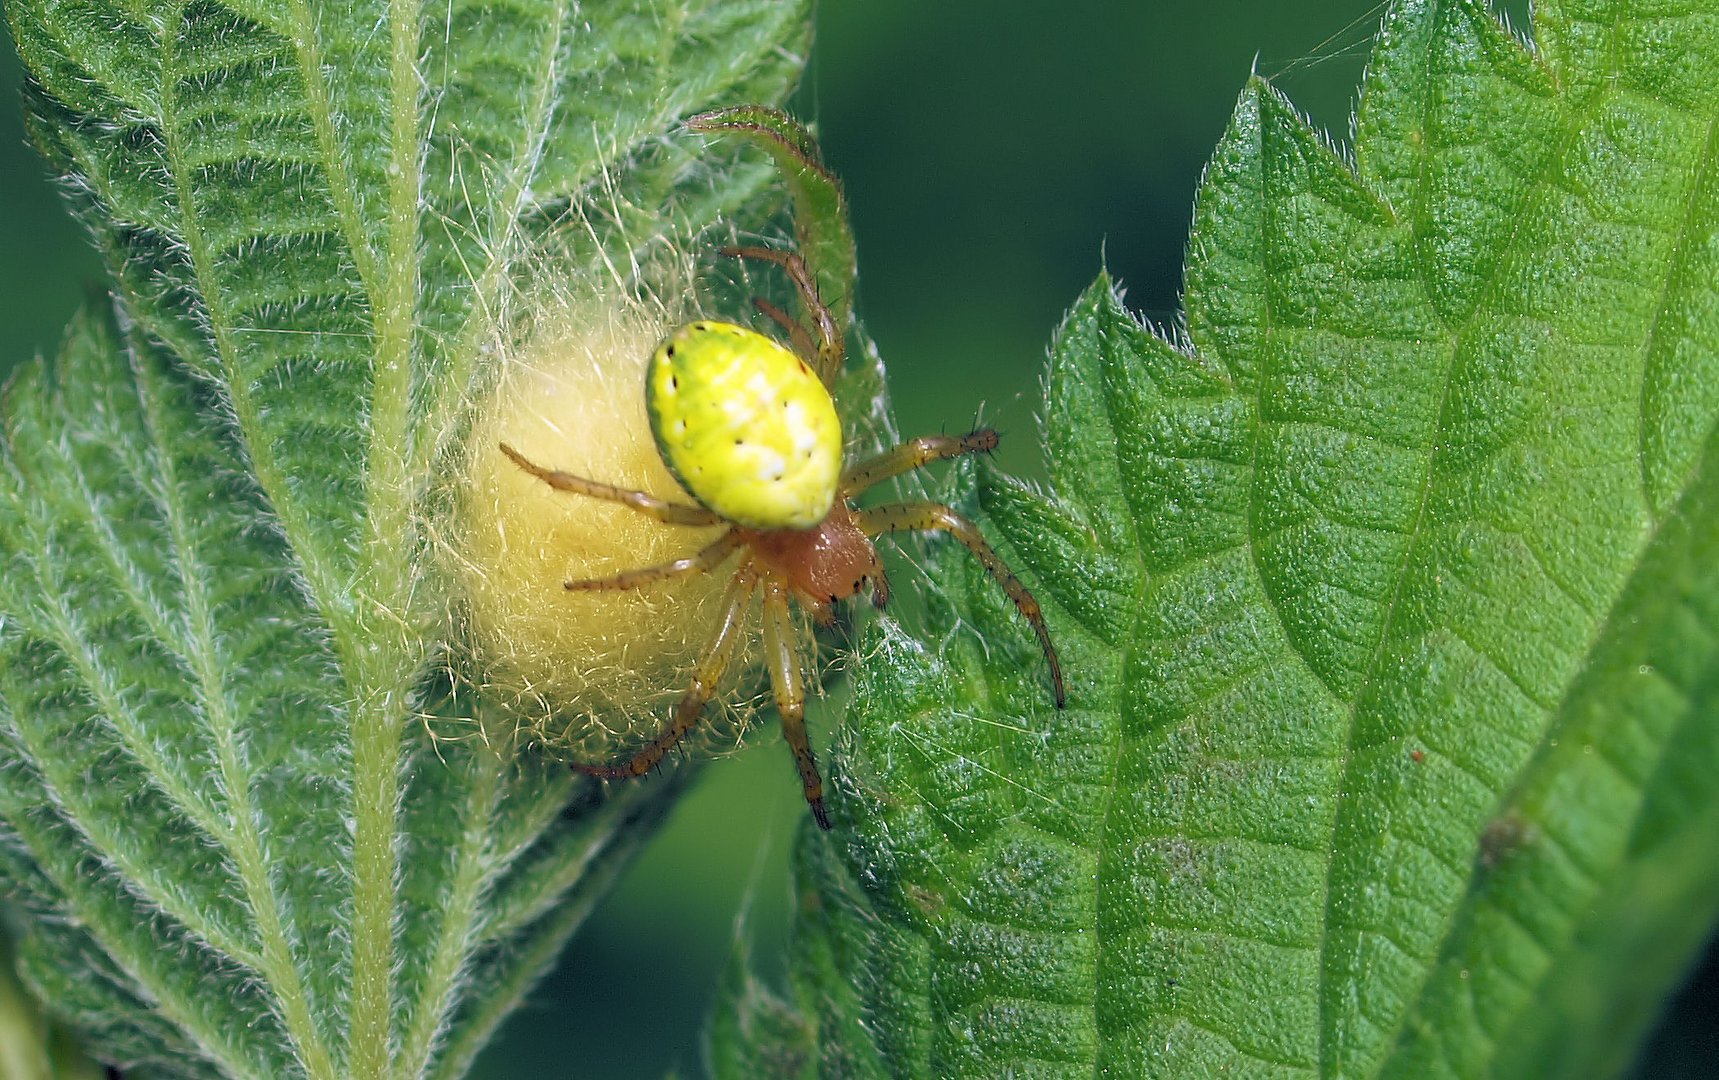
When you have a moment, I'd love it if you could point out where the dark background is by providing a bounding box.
[3,2,1714,1077]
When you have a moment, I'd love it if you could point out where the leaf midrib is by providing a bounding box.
[1086,296,1169,1079]
[1309,42,1716,1079]
[341,1,428,1076]
[388,3,591,1071]
[1382,91,1719,1075]
[150,1,430,1071]
[131,348,342,1080]
[18,357,340,1076]
[1307,82,1547,1079]
[1636,109,1719,518]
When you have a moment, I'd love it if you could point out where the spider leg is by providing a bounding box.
[763,575,831,830]
[573,561,759,781]
[719,245,844,383]
[751,296,819,362]
[857,502,1066,709]
[500,442,721,527]
[564,530,743,591]
[839,430,1000,497]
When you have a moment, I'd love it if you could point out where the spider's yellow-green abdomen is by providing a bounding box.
[647,321,843,530]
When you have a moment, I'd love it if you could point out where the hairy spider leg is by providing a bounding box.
[572,561,761,781]
[498,443,722,527]
[750,295,819,362]
[720,245,844,382]
[839,430,1001,496]
[837,429,1002,613]
[501,443,772,783]
[763,577,831,829]
[563,530,744,592]
[856,502,1067,709]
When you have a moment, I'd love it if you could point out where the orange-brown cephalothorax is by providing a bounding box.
[741,502,885,607]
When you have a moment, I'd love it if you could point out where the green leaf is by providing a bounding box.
[725,0,1719,1075]
[0,0,810,1075]
[706,931,817,1080]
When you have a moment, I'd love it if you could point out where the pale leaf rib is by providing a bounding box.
[1638,111,1719,517]
[427,779,688,1080]
[0,662,264,972]
[153,13,385,1073]
[128,346,341,1080]
[1167,1012,1310,1074]
[1239,95,1357,708]
[0,670,267,1079]
[394,746,507,1079]
[153,32,368,1069]
[340,0,426,1070]
[1315,41,1605,1077]
[154,3,360,657]
[281,0,384,303]
[20,577,232,851]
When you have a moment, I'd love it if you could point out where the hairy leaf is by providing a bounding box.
[720,1,1719,1076]
[0,0,810,1075]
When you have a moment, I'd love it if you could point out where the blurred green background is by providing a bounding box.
[3,2,1715,1078]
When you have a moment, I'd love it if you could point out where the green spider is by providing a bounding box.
[500,245,1065,829]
